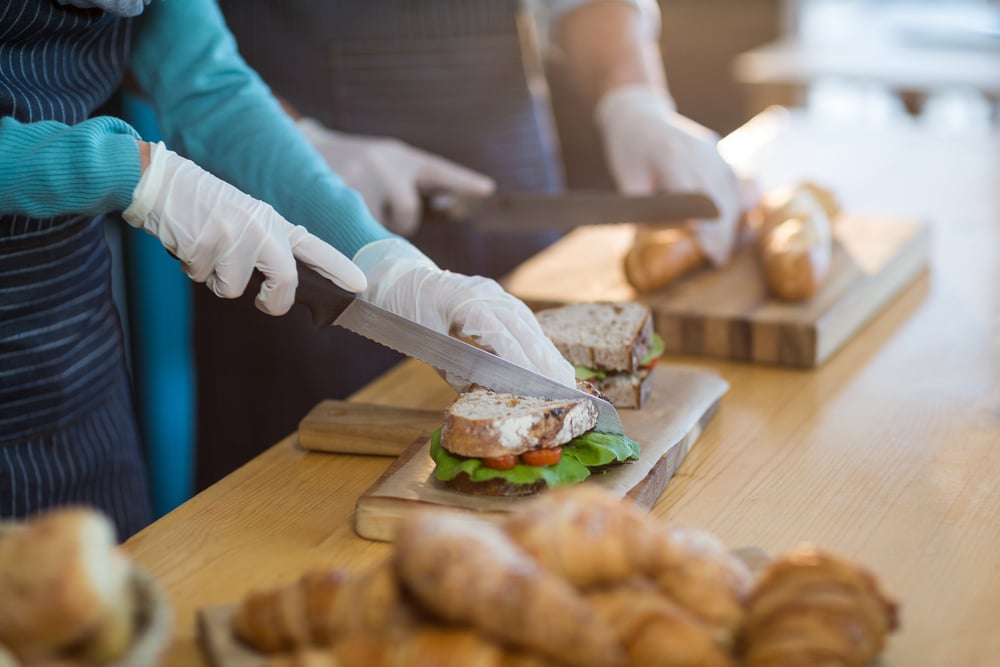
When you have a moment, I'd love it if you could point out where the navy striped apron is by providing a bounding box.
[194,0,567,489]
[0,1,151,539]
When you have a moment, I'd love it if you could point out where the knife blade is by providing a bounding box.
[276,263,625,435]
[425,190,719,232]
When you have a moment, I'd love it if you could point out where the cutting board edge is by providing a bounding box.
[508,215,928,369]
[352,393,724,543]
[812,221,931,365]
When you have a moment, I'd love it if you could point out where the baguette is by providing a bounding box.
[623,227,706,293]
[754,183,837,302]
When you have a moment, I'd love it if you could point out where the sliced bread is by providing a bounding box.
[590,368,652,410]
[441,387,598,459]
[535,302,653,373]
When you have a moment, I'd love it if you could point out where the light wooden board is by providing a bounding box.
[298,402,444,456]
[503,215,930,368]
[351,365,729,542]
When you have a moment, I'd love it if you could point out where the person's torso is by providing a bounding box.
[218,0,564,193]
[1,1,136,441]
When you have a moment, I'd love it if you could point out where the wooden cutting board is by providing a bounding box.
[503,215,929,368]
[309,365,729,542]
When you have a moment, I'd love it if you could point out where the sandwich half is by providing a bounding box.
[430,387,640,496]
[535,302,663,409]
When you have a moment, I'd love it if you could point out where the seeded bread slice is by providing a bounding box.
[590,368,652,409]
[440,387,598,459]
[536,302,653,373]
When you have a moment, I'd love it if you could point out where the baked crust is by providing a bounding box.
[536,302,653,373]
[592,368,652,409]
[440,388,597,459]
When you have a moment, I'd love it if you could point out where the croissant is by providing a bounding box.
[503,486,751,641]
[263,629,558,667]
[586,584,735,667]
[233,561,419,654]
[394,511,627,667]
[740,545,898,667]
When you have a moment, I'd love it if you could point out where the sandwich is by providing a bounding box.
[535,302,663,409]
[429,386,640,497]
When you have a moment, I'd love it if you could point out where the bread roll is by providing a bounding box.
[754,183,837,302]
[623,227,706,293]
[0,508,134,663]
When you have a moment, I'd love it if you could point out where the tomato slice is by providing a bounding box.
[482,454,518,470]
[641,356,661,370]
[520,448,562,467]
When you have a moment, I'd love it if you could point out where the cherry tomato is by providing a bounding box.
[520,448,562,467]
[482,454,518,470]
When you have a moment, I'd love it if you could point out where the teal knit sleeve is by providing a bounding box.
[128,0,394,258]
[0,116,142,218]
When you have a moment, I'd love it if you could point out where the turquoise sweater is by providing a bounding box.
[0,0,392,258]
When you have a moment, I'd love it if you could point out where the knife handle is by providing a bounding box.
[249,261,357,328]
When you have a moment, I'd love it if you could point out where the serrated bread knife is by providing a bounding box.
[426,190,719,231]
[268,263,625,436]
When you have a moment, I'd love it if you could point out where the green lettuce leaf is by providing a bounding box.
[574,364,605,381]
[430,429,640,489]
[640,332,665,367]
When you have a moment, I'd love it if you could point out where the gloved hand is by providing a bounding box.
[123,141,367,316]
[595,85,744,266]
[297,118,495,237]
[353,238,576,388]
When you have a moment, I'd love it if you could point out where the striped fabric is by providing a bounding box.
[1,1,150,538]
[219,0,564,278]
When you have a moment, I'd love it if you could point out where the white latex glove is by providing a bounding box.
[123,141,366,316]
[595,85,743,266]
[297,118,495,237]
[353,238,576,388]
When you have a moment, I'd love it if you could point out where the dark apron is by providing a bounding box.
[0,2,151,539]
[195,0,568,489]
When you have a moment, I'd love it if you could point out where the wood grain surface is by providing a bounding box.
[121,111,1000,667]
[504,215,929,368]
[298,401,443,456]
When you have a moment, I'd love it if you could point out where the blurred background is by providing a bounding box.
[111,0,1000,518]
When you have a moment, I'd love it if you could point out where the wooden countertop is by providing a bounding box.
[123,111,1000,666]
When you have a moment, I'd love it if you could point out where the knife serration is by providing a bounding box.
[333,299,625,435]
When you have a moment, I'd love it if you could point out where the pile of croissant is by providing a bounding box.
[232,486,897,667]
